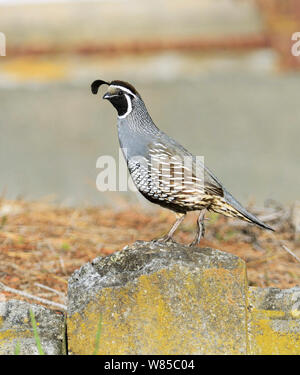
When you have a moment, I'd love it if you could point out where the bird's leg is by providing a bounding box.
[154,213,186,243]
[189,209,206,247]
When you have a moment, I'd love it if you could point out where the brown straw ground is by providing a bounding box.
[0,198,299,310]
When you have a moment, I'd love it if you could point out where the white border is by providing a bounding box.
[110,85,137,99]
[118,94,132,119]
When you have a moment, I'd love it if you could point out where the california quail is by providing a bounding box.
[91,79,274,246]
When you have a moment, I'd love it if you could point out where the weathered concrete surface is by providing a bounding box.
[67,240,247,355]
[0,299,66,355]
[248,286,300,355]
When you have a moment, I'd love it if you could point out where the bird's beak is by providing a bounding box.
[102,92,110,100]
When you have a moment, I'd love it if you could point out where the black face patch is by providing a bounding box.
[108,94,129,117]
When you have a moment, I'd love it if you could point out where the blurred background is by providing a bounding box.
[1,0,300,208]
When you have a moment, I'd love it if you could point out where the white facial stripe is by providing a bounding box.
[118,93,132,119]
[110,85,137,99]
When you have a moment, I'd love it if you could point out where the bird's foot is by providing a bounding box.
[189,238,201,247]
[152,235,177,244]
[189,222,205,247]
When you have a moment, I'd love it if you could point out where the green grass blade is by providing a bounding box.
[14,341,20,355]
[29,308,45,355]
[93,313,102,355]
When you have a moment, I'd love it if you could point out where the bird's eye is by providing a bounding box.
[118,91,123,96]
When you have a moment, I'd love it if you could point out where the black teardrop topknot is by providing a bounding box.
[91,80,110,95]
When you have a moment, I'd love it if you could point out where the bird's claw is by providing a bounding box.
[152,236,177,244]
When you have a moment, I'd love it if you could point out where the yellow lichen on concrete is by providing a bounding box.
[291,310,300,319]
[67,243,300,355]
[0,329,33,354]
[0,299,66,355]
[68,259,247,355]
[248,309,300,354]
[247,287,300,355]
[0,328,32,341]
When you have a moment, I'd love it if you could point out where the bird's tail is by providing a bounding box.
[214,190,275,231]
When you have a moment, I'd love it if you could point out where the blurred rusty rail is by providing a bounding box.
[6,34,271,57]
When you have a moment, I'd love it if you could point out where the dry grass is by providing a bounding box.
[0,198,299,310]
